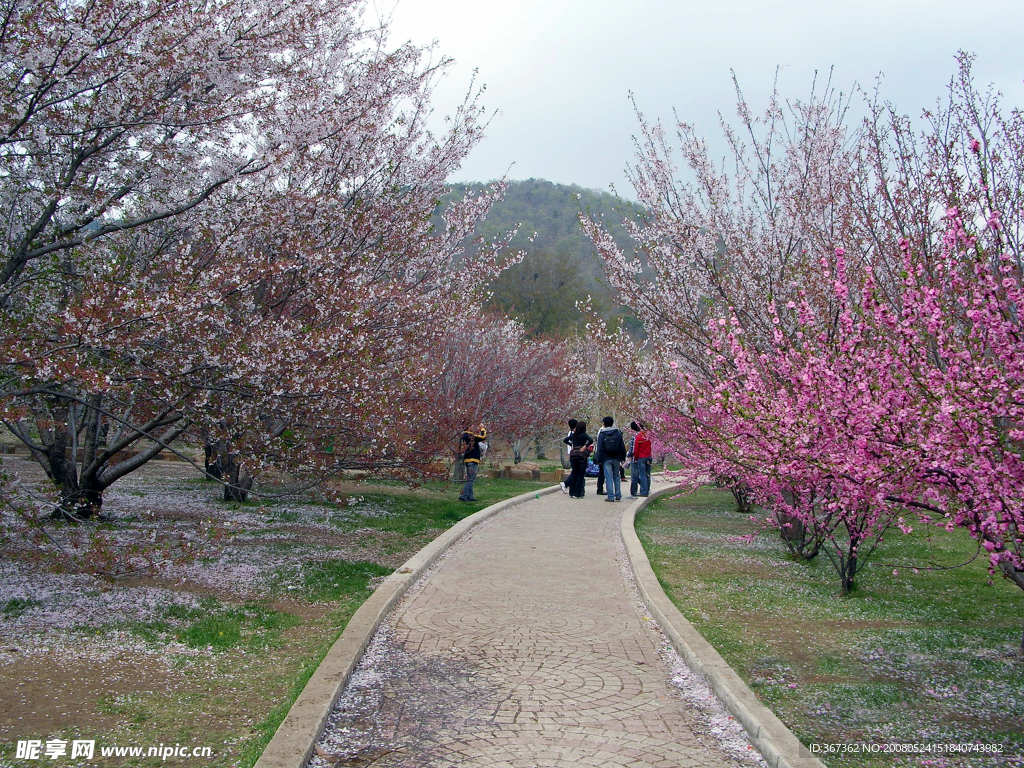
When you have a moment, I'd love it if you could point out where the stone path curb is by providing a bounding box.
[254,485,562,768]
[620,486,826,768]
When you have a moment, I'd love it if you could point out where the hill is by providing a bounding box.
[439,179,644,338]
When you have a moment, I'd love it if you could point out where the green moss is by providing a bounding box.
[2,597,41,617]
[301,559,391,602]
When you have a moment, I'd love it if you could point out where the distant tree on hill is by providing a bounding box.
[486,250,610,338]
[436,179,645,338]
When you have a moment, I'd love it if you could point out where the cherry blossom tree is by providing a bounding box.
[581,72,869,582]
[585,56,1024,617]
[582,73,858,381]
[422,316,582,470]
[0,0,503,518]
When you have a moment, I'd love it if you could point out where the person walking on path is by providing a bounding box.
[628,420,653,498]
[593,416,627,502]
[562,420,593,498]
[559,418,577,494]
[458,423,486,501]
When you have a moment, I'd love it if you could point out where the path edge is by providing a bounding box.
[621,486,827,768]
[254,484,562,768]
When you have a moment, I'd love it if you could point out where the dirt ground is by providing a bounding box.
[0,455,434,767]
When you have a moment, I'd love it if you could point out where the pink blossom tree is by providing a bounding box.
[585,56,1024,620]
[422,315,582,469]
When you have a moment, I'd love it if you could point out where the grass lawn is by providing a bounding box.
[0,456,546,768]
[636,486,1024,768]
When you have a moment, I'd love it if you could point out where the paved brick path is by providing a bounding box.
[312,484,760,768]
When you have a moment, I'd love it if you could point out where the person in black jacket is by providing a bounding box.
[560,418,578,494]
[593,416,626,502]
[562,421,593,498]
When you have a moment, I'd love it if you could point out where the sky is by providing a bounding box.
[377,0,1024,196]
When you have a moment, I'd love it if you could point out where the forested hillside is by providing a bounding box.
[440,179,644,338]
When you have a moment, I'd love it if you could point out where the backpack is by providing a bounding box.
[601,429,626,461]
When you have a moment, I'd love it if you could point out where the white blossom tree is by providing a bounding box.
[0,0,504,517]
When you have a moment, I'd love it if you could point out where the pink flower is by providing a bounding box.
[970,138,981,154]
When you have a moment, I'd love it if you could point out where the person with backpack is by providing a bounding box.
[593,416,626,502]
[628,420,653,498]
[458,423,487,502]
[594,419,627,497]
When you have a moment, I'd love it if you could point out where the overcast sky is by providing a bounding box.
[380,0,1024,195]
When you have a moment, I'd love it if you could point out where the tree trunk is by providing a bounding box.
[840,534,860,594]
[41,406,93,519]
[777,488,823,560]
[48,441,82,519]
[996,560,1024,656]
[840,557,856,594]
[213,441,252,502]
[47,444,103,519]
[224,464,253,502]
[778,511,805,541]
[80,393,103,471]
[731,482,752,514]
[13,392,185,518]
[203,443,222,480]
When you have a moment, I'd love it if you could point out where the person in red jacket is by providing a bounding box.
[628,420,653,498]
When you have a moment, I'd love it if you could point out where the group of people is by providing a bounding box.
[561,417,652,502]
[455,417,653,504]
